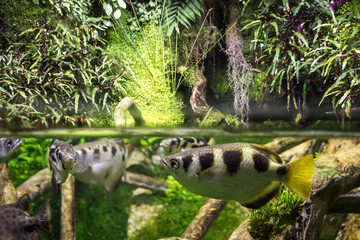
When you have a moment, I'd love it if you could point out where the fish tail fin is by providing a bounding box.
[34,201,52,234]
[283,154,314,201]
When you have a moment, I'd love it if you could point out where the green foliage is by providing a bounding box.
[248,190,302,239]
[107,22,184,127]
[0,13,126,128]
[241,0,360,118]
[127,0,163,31]
[103,0,127,20]
[0,0,49,44]
[162,0,204,36]
[250,72,266,103]
[8,138,51,187]
[75,182,133,240]
[210,68,230,98]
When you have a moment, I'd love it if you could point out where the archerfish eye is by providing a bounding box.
[170,159,179,169]
[4,139,14,148]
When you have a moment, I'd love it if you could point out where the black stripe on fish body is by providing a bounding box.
[253,153,269,172]
[277,165,288,175]
[81,149,87,155]
[94,148,100,154]
[112,146,117,156]
[103,146,108,152]
[49,148,56,155]
[183,137,195,143]
[181,141,188,149]
[122,153,125,162]
[241,185,281,209]
[182,155,193,173]
[223,150,242,175]
[175,138,181,148]
[199,153,214,172]
[51,154,57,162]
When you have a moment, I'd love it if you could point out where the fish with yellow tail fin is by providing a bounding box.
[160,143,314,209]
[160,137,211,154]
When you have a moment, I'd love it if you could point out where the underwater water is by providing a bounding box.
[2,128,360,240]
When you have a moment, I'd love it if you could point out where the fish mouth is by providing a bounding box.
[62,157,76,170]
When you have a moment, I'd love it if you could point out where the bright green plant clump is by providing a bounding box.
[248,190,302,239]
[108,22,184,127]
[8,138,51,187]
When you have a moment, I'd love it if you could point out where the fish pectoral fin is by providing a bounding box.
[14,194,31,211]
[51,173,60,196]
[34,201,52,234]
[104,173,124,194]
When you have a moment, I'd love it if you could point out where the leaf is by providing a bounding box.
[114,9,121,19]
[118,0,126,8]
[75,92,79,113]
[104,3,112,16]
[102,92,109,110]
[270,22,279,36]
[241,20,261,31]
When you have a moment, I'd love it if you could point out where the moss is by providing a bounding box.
[248,190,302,239]
[0,0,50,42]
[210,68,231,98]
[250,72,266,103]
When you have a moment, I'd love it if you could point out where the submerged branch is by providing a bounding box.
[0,163,18,204]
[124,172,168,194]
[301,169,360,240]
[61,175,76,240]
[181,199,228,240]
[16,168,51,201]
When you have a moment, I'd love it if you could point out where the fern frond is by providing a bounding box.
[163,0,204,36]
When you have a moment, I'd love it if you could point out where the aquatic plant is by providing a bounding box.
[248,190,302,239]
[107,22,185,127]
[8,138,51,186]
[0,10,126,127]
[241,0,360,121]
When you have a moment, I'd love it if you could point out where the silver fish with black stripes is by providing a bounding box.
[160,137,209,154]
[161,142,314,209]
[48,139,134,194]
[0,137,23,163]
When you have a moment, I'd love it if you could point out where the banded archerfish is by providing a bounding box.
[0,138,23,163]
[48,139,134,194]
[160,137,210,154]
[161,142,314,209]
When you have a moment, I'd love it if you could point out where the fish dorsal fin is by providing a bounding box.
[252,145,283,164]
[15,194,31,211]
